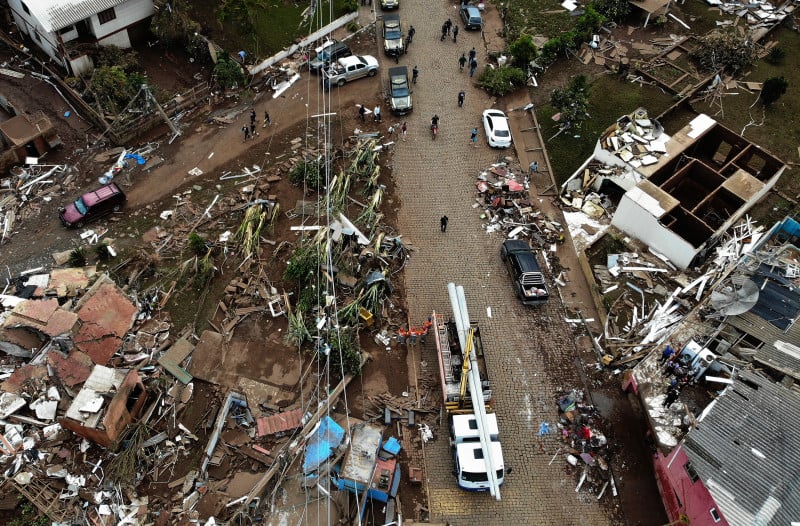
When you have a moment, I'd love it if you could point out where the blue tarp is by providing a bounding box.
[382,436,401,456]
[124,153,147,165]
[303,416,345,473]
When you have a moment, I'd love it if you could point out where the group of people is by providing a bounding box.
[659,345,695,408]
[458,48,479,77]
[242,108,271,142]
[397,318,434,345]
[440,18,459,42]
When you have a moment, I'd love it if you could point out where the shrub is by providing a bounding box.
[477,66,527,97]
[188,232,207,254]
[508,35,538,69]
[213,52,246,88]
[765,47,785,65]
[90,66,148,114]
[550,75,591,130]
[591,0,631,21]
[327,330,362,376]
[95,244,111,261]
[283,243,322,283]
[288,158,324,189]
[343,0,359,13]
[690,30,758,74]
[68,247,87,267]
[760,76,788,107]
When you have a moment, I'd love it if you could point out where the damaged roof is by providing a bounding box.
[683,370,800,526]
[20,0,130,32]
[73,276,137,364]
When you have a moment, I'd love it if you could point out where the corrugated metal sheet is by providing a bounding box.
[727,311,800,380]
[256,408,304,437]
[683,371,800,526]
[749,263,800,331]
[29,0,129,32]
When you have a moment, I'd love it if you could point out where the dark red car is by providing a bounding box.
[59,183,126,228]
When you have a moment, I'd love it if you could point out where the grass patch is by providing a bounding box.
[690,25,800,186]
[536,73,675,184]
[502,0,575,39]
[189,0,352,61]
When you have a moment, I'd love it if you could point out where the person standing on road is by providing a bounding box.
[250,122,256,137]
[401,121,408,141]
[457,90,465,107]
[469,59,478,77]
[242,125,250,142]
[445,18,452,35]
[373,105,381,122]
[359,104,367,122]
[408,25,416,43]
[458,53,467,72]
[440,215,449,232]
[470,127,478,147]
[469,47,476,62]
[412,66,419,84]
[263,110,271,127]
[250,109,256,127]
[452,25,459,43]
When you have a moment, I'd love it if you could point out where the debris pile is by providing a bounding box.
[552,389,616,501]
[707,0,797,30]
[475,161,566,247]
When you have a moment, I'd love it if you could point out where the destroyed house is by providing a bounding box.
[654,370,800,526]
[568,112,785,270]
[7,0,155,76]
[59,365,147,448]
[334,422,400,505]
[705,217,800,382]
[0,112,60,172]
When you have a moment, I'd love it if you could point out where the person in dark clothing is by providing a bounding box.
[452,25,459,43]
[359,105,367,121]
[412,66,419,84]
[250,109,256,126]
[408,25,416,43]
[468,47,476,62]
[263,111,271,127]
[242,125,250,142]
[445,18,452,35]
[469,59,478,77]
[250,122,256,136]
[459,53,467,71]
[441,24,447,41]
[457,90,465,107]
[663,386,680,408]
[440,216,449,232]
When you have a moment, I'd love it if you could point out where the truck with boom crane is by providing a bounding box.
[433,283,505,498]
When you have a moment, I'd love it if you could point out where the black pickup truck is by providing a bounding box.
[501,239,549,305]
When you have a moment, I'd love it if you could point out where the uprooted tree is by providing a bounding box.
[549,75,591,139]
[760,76,788,107]
[690,29,759,74]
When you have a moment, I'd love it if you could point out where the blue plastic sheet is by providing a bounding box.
[303,416,345,473]
[382,436,401,456]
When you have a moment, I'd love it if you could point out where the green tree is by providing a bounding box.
[550,75,591,132]
[508,35,538,69]
[477,66,527,96]
[90,66,147,113]
[213,52,246,88]
[760,76,788,107]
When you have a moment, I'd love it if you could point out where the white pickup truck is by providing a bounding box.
[322,55,379,88]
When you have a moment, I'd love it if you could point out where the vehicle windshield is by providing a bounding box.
[495,129,510,137]
[316,50,330,61]
[73,198,88,215]
[391,79,409,96]
[385,27,401,39]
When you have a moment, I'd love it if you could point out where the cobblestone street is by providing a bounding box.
[386,1,618,524]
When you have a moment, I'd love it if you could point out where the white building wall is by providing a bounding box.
[89,0,155,41]
[7,0,61,63]
[611,193,698,270]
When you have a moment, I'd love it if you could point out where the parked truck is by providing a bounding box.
[501,239,549,305]
[433,283,504,498]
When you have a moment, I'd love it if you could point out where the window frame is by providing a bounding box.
[97,7,117,25]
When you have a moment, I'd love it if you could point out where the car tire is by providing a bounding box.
[75,220,84,228]
[112,204,122,212]
[368,69,376,77]
[337,79,346,87]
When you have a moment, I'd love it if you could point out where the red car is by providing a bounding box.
[59,183,126,228]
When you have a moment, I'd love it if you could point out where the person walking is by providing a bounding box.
[452,25,459,43]
[373,105,381,122]
[440,23,447,42]
[440,215,449,232]
[387,125,395,136]
[445,18,452,35]
[457,90,465,107]
[401,121,408,141]
[242,125,250,142]
[470,127,478,147]
[250,122,256,137]
[662,386,680,408]
[359,104,367,122]
[529,160,539,174]
[408,25,415,43]
[469,59,478,77]
[412,66,419,84]
[468,47,476,62]
[250,109,256,127]
[458,53,467,72]
[263,110,271,127]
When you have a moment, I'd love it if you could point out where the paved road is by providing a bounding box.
[384,2,618,525]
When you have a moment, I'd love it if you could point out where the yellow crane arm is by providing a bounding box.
[458,328,474,406]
